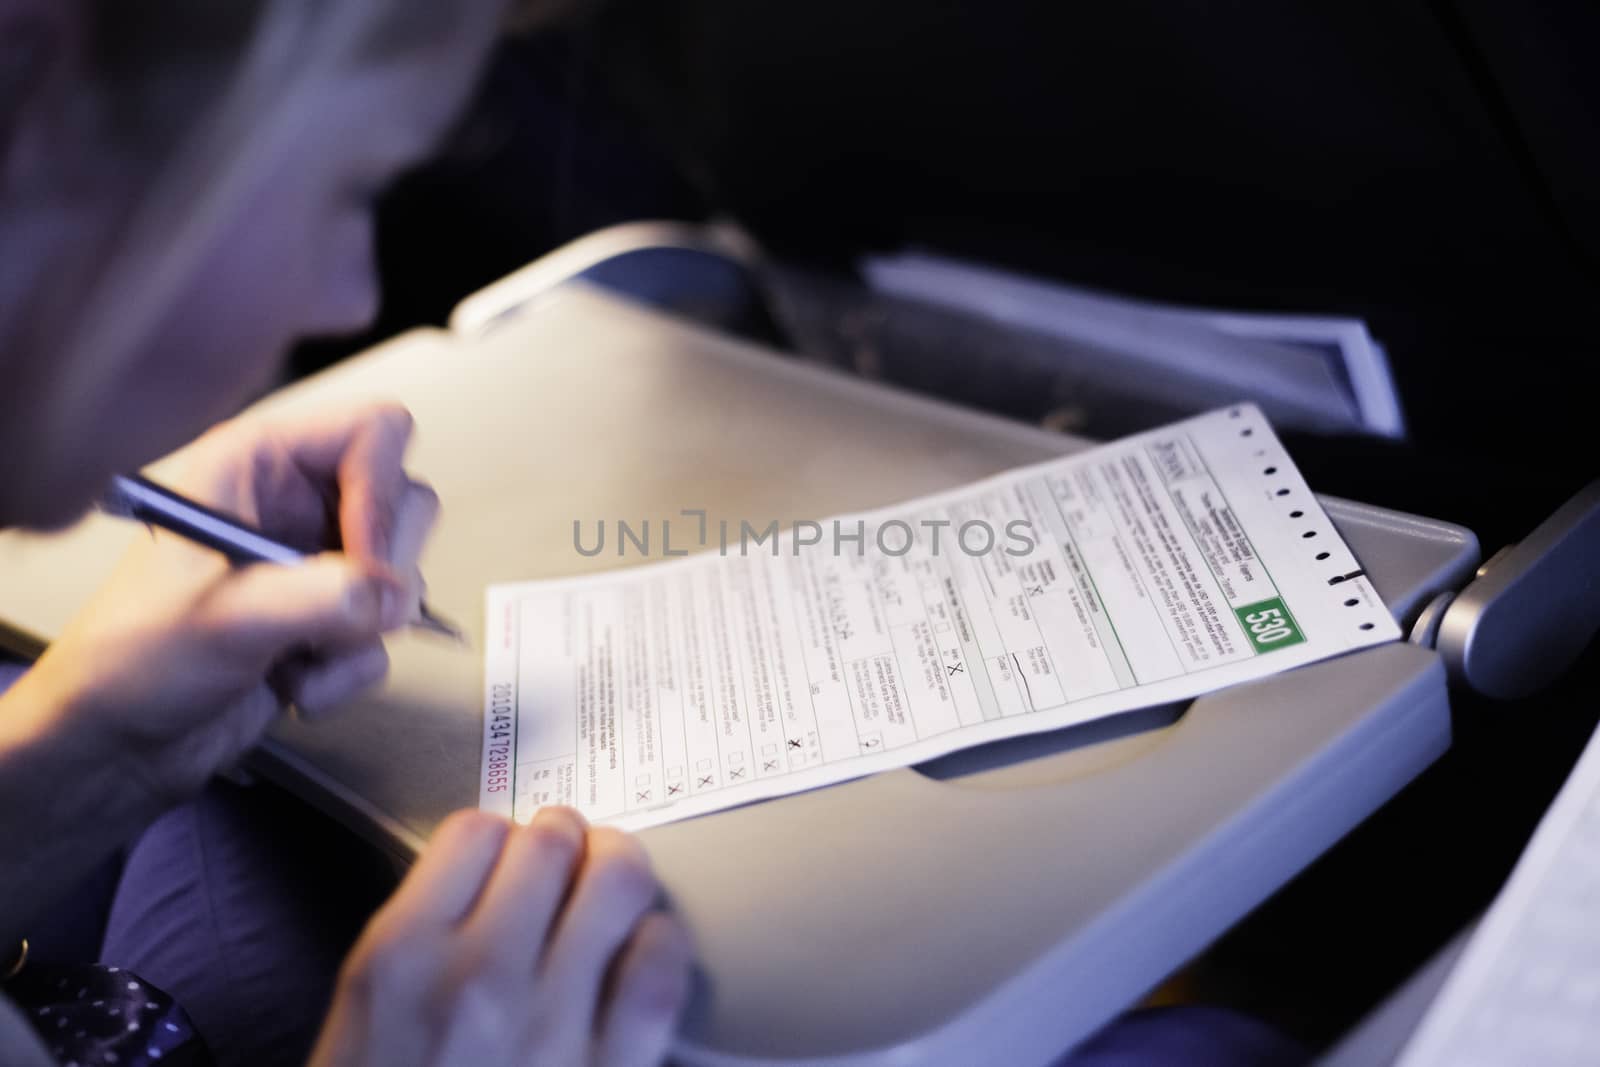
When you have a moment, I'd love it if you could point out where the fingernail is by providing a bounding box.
[535,805,589,836]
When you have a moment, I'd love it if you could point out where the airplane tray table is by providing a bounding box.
[0,284,1480,1065]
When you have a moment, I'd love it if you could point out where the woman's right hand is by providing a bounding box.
[309,808,694,1067]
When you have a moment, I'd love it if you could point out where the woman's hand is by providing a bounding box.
[15,401,438,808]
[311,808,694,1067]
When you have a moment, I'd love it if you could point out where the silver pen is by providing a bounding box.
[101,473,466,643]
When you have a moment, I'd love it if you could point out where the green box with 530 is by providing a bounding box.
[1235,597,1306,653]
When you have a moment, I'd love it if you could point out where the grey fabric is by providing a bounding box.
[1,658,390,1067]
[0,995,57,1067]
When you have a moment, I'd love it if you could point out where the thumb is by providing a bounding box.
[193,554,406,664]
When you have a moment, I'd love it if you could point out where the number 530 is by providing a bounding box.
[1244,607,1294,644]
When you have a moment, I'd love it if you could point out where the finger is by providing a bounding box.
[285,641,390,720]
[596,913,694,1067]
[333,407,416,565]
[461,806,587,973]
[275,401,414,477]
[387,481,440,574]
[540,829,661,1058]
[383,810,511,928]
[194,554,406,666]
[383,482,440,622]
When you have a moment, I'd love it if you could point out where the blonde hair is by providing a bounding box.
[34,0,524,433]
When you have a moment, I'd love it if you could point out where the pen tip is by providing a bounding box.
[414,604,469,646]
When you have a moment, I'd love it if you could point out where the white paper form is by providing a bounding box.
[1398,721,1600,1067]
[479,405,1399,831]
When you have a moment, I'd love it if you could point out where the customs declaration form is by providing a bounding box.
[480,406,1399,830]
